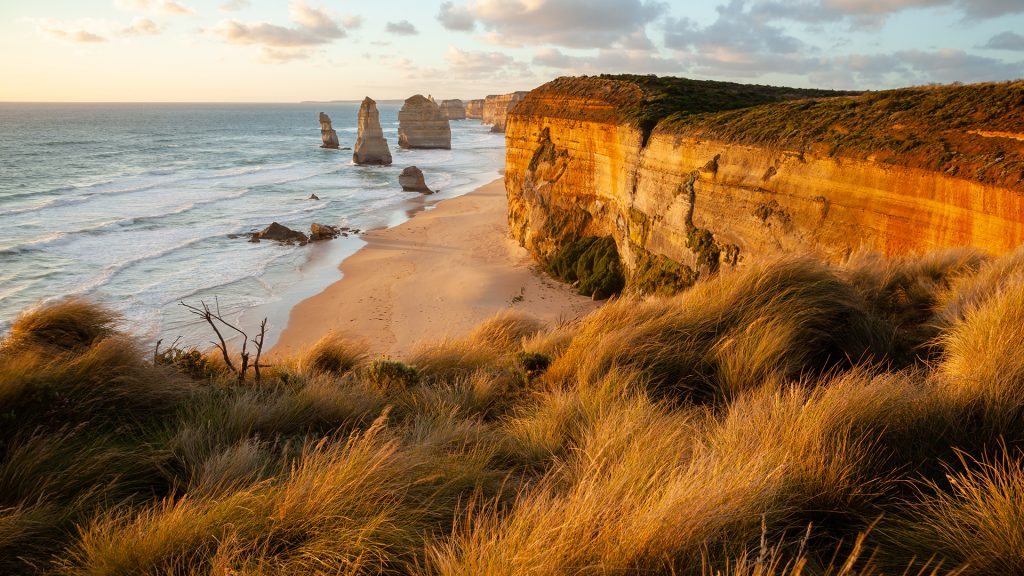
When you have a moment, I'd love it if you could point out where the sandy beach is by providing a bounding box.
[271,178,600,358]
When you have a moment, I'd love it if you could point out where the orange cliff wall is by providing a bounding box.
[506,78,1024,280]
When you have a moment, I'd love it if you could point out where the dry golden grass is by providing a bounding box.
[3,252,1024,574]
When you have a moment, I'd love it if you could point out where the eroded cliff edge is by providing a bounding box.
[506,75,1024,294]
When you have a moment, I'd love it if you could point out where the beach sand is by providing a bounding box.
[271,178,601,358]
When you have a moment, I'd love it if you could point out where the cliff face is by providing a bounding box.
[482,92,529,132]
[506,76,1024,290]
[466,99,484,119]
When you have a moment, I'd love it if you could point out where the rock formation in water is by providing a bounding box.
[250,222,309,245]
[310,223,340,241]
[481,92,529,132]
[465,99,484,119]
[398,95,451,149]
[399,166,434,194]
[440,99,466,120]
[319,112,340,149]
[505,75,1024,294]
[353,97,393,166]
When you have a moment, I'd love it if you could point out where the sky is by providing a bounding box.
[1,0,1023,102]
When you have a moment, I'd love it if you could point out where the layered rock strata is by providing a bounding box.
[399,166,434,194]
[353,97,392,165]
[506,76,1024,291]
[489,91,529,133]
[465,99,484,119]
[440,99,467,120]
[398,95,451,149]
[319,112,339,149]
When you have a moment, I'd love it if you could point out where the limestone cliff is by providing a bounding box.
[353,97,392,166]
[506,75,1024,293]
[483,91,529,132]
[319,112,339,149]
[440,99,467,120]
[466,99,484,119]
[398,94,451,149]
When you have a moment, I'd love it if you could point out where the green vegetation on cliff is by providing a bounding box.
[667,80,1024,187]
[547,236,625,299]
[6,246,1024,573]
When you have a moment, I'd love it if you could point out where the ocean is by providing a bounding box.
[0,102,505,348]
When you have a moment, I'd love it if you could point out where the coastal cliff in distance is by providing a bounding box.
[506,75,1024,294]
[483,92,529,132]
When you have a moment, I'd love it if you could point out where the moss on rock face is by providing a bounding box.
[548,236,626,299]
[630,244,698,296]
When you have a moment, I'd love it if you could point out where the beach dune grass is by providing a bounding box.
[2,249,1024,573]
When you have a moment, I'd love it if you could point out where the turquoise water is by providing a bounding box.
[0,103,505,346]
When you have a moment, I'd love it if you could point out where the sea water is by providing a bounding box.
[0,102,505,348]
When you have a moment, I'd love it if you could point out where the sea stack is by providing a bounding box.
[440,99,466,120]
[399,166,433,194]
[465,99,484,119]
[319,112,340,149]
[398,95,452,149]
[353,97,393,166]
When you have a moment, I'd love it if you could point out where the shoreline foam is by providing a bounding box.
[271,178,601,358]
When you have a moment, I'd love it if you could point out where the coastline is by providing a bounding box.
[270,177,601,358]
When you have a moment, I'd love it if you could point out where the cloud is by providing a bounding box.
[220,0,249,11]
[210,0,347,53]
[33,18,110,43]
[260,47,312,63]
[438,1,475,31]
[752,0,1024,27]
[982,31,1024,51]
[342,14,364,29]
[159,1,194,15]
[666,0,814,75]
[440,0,666,49]
[385,20,418,35]
[115,0,195,16]
[532,46,684,74]
[122,17,161,35]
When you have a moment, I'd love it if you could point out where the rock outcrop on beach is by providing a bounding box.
[353,97,393,166]
[250,222,309,245]
[319,112,340,149]
[440,99,466,120]
[465,99,484,119]
[506,75,1024,293]
[399,166,433,194]
[310,223,340,241]
[398,95,452,149]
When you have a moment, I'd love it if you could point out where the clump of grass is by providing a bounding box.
[882,450,1024,575]
[2,298,119,353]
[364,358,420,392]
[546,257,887,406]
[300,333,368,376]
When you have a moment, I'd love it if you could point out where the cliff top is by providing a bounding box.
[515,75,853,138]
[668,81,1024,188]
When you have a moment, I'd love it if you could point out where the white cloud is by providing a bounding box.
[439,0,666,49]
[219,0,249,11]
[342,14,364,29]
[122,17,162,35]
[114,0,195,16]
[209,0,349,62]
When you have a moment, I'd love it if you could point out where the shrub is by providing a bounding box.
[548,236,626,299]
[364,358,420,393]
[300,333,368,376]
[2,298,118,353]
